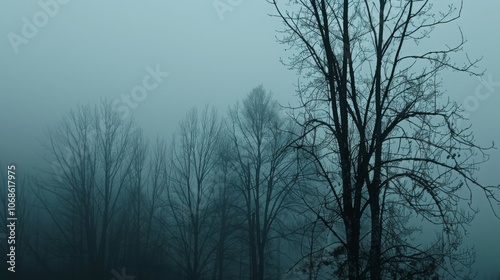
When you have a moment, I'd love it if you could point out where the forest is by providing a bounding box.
[1,1,500,280]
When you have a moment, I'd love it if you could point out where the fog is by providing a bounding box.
[0,1,499,279]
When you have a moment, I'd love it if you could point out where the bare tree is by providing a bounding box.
[210,131,243,280]
[126,135,170,279]
[37,100,137,279]
[119,129,149,270]
[228,85,297,280]
[116,131,168,279]
[140,138,170,278]
[165,106,222,280]
[271,0,499,279]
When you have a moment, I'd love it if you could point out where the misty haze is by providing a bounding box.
[1,1,500,280]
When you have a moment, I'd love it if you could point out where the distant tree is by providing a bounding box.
[119,129,149,273]
[271,0,499,279]
[227,85,298,280]
[210,131,244,280]
[165,106,222,280]
[37,100,137,279]
[116,132,168,279]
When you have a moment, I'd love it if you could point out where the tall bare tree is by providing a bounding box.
[166,106,222,280]
[37,100,137,279]
[271,1,500,279]
[117,131,168,279]
[228,86,297,280]
[210,131,243,280]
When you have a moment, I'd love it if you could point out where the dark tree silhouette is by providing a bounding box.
[270,0,500,279]
[227,86,298,280]
[165,106,223,280]
[37,100,138,279]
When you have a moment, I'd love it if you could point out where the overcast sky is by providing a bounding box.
[1,0,499,277]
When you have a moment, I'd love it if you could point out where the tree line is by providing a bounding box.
[1,87,306,280]
[0,84,496,280]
